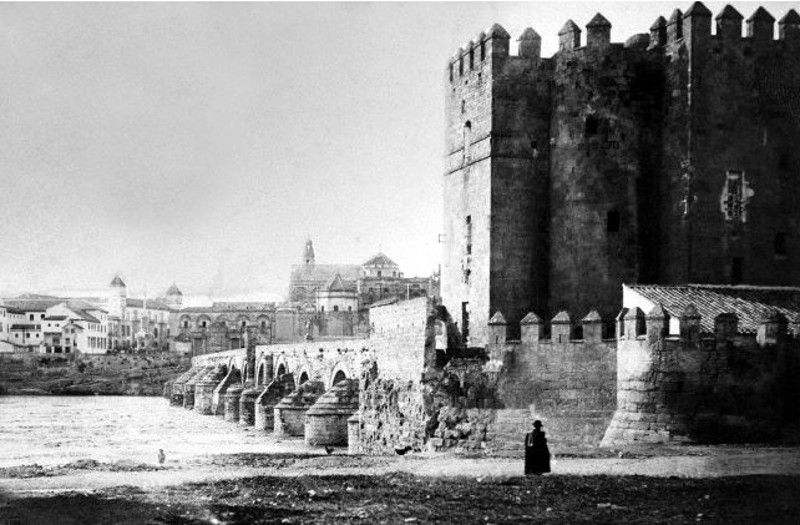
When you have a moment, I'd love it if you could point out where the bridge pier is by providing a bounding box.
[195,365,228,415]
[305,379,359,446]
[224,382,244,422]
[212,367,240,416]
[254,373,295,431]
[170,367,201,407]
[183,366,214,409]
[274,380,325,437]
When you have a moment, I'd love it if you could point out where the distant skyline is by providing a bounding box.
[1,1,796,303]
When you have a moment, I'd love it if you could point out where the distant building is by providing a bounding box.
[42,300,109,354]
[288,240,440,312]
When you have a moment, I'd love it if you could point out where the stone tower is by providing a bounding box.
[442,23,550,346]
[108,274,127,319]
[443,3,800,345]
[303,239,316,266]
[165,284,183,310]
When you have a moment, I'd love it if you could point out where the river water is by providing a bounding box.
[0,396,295,468]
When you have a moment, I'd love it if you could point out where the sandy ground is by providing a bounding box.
[3,444,800,495]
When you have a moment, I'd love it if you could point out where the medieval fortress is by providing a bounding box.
[166,2,800,453]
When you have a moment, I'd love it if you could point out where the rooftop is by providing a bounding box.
[627,284,800,333]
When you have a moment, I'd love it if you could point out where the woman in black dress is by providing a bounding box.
[524,420,551,475]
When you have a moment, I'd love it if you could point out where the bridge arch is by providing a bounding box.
[328,362,352,388]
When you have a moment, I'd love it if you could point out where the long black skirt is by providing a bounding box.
[524,444,551,475]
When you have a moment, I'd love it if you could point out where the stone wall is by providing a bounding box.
[489,313,617,447]
[602,307,800,445]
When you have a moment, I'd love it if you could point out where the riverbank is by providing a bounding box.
[0,353,190,395]
[1,448,799,524]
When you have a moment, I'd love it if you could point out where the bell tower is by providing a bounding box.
[303,239,316,266]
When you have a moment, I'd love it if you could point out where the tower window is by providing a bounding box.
[775,232,787,257]
[480,41,485,61]
[585,116,599,136]
[607,210,620,233]
[463,121,472,163]
[465,215,472,255]
[469,48,474,70]
[731,257,744,283]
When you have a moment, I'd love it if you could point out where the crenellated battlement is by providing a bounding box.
[485,302,798,349]
[447,3,800,81]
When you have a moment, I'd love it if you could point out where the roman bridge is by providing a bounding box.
[164,296,443,450]
[167,336,373,447]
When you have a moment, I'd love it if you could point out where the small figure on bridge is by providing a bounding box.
[524,420,550,475]
[157,448,166,465]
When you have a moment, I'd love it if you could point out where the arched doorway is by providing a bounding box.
[299,371,309,385]
[276,363,286,377]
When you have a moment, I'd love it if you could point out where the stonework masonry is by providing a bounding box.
[443,2,800,347]
[163,3,800,457]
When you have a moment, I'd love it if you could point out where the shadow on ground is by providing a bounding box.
[2,472,799,524]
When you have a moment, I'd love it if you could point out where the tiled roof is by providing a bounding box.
[67,299,107,314]
[10,323,39,330]
[290,263,361,286]
[368,297,400,308]
[166,284,182,296]
[628,284,800,333]
[44,315,68,321]
[2,296,63,311]
[362,253,399,268]
[326,274,347,292]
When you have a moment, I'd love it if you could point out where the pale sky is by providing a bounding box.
[0,1,796,302]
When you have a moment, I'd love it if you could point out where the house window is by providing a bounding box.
[29,314,34,321]
[607,210,620,233]
[378,271,382,278]
[333,306,339,312]
[775,232,787,257]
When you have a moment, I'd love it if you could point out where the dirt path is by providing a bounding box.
[3,446,800,495]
